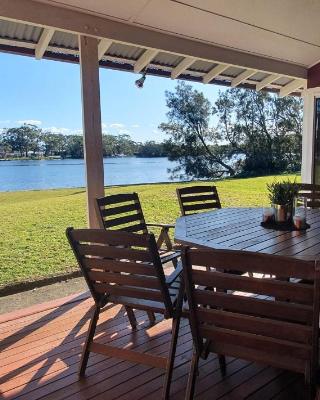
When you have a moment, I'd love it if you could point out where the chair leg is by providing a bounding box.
[304,364,316,400]
[79,304,100,378]
[201,339,211,359]
[157,227,173,251]
[125,306,137,330]
[185,350,199,400]
[218,354,226,377]
[157,227,166,249]
[162,314,181,400]
[147,311,156,326]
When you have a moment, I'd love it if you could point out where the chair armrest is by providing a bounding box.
[146,223,175,229]
[166,261,183,285]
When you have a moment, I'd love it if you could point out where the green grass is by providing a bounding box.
[0,174,298,287]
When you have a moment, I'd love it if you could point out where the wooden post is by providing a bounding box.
[79,35,105,228]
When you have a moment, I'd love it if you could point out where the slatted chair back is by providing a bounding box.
[96,193,148,234]
[176,185,221,216]
[67,228,183,397]
[182,247,320,388]
[66,228,175,318]
[297,183,320,208]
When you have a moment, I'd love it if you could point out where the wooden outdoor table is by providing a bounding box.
[174,207,320,261]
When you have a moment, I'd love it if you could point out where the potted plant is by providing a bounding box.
[266,179,299,223]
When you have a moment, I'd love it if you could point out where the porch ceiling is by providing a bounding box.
[1,0,319,95]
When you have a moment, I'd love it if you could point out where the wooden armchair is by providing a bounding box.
[176,185,221,216]
[176,185,252,277]
[66,228,184,400]
[96,193,179,264]
[182,247,320,400]
[96,192,181,326]
[297,183,320,208]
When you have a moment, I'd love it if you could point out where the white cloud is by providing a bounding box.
[119,129,131,135]
[131,124,140,128]
[45,126,70,134]
[110,123,125,129]
[17,119,42,126]
[44,126,83,135]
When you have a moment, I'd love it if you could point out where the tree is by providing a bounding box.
[160,82,303,179]
[1,124,42,157]
[214,89,303,175]
[136,141,166,157]
[102,134,118,156]
[43,133,67,157]
[115,134,137,156]
[160,82,235,179]
[66,135,84,158]
[0,142,12,158]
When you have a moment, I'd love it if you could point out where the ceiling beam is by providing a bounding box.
[98,38,112,60]
[256,74,280,91]
[231,69,256,87]
[134,48,158,73]
[203,63,229,84]
[171,56,196,79]
[35,27,54,59]
[279,79,305,97]
[0,41,302,94]
[307,62,320,89]
[0,0,307,80]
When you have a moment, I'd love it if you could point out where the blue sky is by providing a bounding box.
[0,52,224,142]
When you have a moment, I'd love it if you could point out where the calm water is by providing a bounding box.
[0,157,180,192]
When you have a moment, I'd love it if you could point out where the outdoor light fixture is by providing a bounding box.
[135,72,146,89]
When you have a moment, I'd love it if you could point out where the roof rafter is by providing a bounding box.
[35,27,54,60]
[0,37,306,95]
[279,79,305,97]
[256,74,280,91]
[231,69,256,87]
[134,48,158,73]
[203,63,229,84]
[171,56,196,79]
[0,0,308,80]
[98,38,113,60]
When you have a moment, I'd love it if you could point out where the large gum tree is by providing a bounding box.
[160,82,302,179]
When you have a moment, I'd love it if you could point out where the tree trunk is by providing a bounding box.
[196,132,235,176]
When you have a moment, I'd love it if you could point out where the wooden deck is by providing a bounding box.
[0,291,309,400]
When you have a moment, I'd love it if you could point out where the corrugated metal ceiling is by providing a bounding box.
[0,18,304,94]
[0,19,41,42]
[51,31,78,49]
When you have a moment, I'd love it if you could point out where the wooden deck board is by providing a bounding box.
[0,293,310,400]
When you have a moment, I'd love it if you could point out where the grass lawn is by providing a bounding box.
[0,174,299,287]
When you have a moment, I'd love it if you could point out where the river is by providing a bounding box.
[0,157,181,191]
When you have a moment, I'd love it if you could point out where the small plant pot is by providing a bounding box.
[273,203,293,223]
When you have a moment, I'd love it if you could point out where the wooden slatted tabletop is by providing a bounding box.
[174,207,320,261]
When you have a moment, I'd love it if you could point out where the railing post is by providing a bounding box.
[79,35,105,228]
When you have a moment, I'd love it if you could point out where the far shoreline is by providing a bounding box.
[0,155,168,162]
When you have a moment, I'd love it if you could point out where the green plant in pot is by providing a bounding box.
[267,180,299,223]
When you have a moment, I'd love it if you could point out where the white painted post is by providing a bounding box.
[301,88,320,183]
[79,35,105,228]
